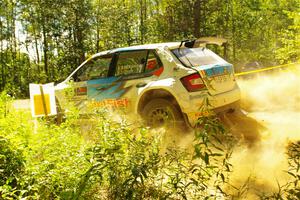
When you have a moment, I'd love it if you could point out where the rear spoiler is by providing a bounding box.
[181,37,227,48]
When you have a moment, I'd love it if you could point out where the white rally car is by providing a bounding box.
[55,38,241,127]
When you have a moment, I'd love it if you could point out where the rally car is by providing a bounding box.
[55,38,241,128]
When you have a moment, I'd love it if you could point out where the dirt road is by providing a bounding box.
[12,99,30,110]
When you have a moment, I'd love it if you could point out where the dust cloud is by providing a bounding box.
[227,66,300,198]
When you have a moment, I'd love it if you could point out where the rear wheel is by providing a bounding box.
[142,98,184,129]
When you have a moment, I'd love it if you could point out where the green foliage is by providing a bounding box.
[258,141,300,199]
[275,11,300,64]
[1,0,300,97]
[68,108,236,200]
[0,95,237,199]
[285,141,300,199]
[0,97,89,199]
[0,137,24,188]
[75,113,163,199]
[0,91,12,118]
[21,120,89,199]
[1,96,300,199]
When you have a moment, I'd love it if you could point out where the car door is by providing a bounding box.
[70,54,113,111]
[111,50,163,113]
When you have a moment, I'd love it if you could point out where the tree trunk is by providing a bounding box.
[11,4,18,85]
[95,0,101,52]
[33,26,40,67]
[0,19,4,90]
[42,23,49,77]
[139,0,146,44]
[230,0,236,61]
[193,0,201,37]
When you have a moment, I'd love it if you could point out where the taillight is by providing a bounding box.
[180,73,206,92]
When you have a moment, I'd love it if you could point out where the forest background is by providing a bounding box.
[0,0,300,98]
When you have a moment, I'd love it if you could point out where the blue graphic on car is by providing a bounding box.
[87,77,131,101]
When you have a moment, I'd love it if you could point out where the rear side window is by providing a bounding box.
[115,51,148,77]
[114,50,162,79]
[145,51,161,73]
[172,48,226,67]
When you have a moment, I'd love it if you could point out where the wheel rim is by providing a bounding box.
[147,107,175,128]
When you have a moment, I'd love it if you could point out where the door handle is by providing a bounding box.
[136,83,147,88]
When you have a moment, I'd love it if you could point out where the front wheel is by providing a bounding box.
[142,98,184,129]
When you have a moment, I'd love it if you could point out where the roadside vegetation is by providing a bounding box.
[0,91,235,199]
[0,92,299,199]
[0,0,300,98]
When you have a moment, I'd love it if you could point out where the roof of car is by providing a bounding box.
[92,42,181,58]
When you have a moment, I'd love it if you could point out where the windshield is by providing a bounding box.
[172,48,226,67]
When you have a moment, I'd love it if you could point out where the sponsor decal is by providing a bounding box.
[153,66,164,77]
[194,111,212,118]
[204,65,233,78]
[213,75,231,82]
[75,87,87,96]
[89,98,129,108]
[146,59,157,70]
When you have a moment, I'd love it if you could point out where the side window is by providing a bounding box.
[73,55,112,82]
[145,51,161,73]
[115,51,148,77]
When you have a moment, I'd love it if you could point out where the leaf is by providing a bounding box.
[204,152,209,165]
[216,185,224,194]
[225,164,231,172]
[287,171,297,178]
[220,173,225,182]
[211,153,223,157]
[190,178,199,185]
[141,169,148,179]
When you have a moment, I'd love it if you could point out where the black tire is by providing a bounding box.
[142,98,184,129]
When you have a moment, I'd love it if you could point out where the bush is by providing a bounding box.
[71,110,236,200]
[0,91,12,118]
[0,137,24,187]
[0,95,236,199]
[258,141,300,199]
[0,94,90,199]
[21,120,90,199]
[285,141,300,199]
